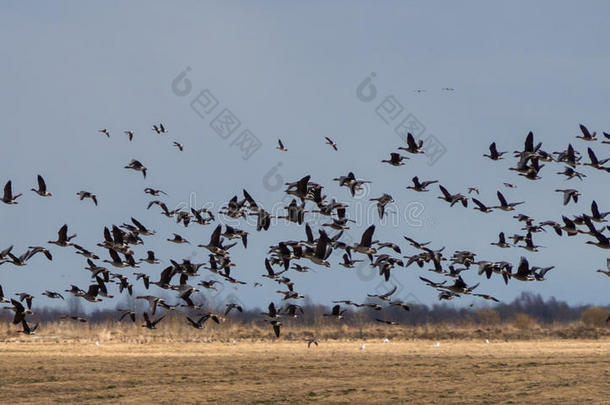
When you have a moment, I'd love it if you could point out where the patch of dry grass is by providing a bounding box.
[0,319,608,344]
[0,339,608,404]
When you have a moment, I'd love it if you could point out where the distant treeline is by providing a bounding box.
[1,292,606,326]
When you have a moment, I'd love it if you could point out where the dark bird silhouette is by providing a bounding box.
[324,137,338,151]
[323,304,347,319]
[483,142,506,160]
[142,312,165,329]
[76,191,98,206]
[398,133,424,154]
[276,139,287,151]
[48,224,76,247]
[577,124,597,141]
[2,181,22,204]
[31,175,52,197]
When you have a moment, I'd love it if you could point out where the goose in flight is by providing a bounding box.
[15,293,34,310]
[332,300,362,308]
[124,159,147,178]
[103,249,136,268]
[186,313,220,329]
[388,300,411,311]
[520,232,543,252]
[96,276,115,298]
[6,298,33,324]
[382,152,408,166]
[140,250,159,265]
[532,265,555,281]
[198,224,234,256]
[472,198,495,213]
[323,304,347,319]
[147,200,175,217]
[281,304,304,318]
[472,293,500,302]
[577,124,596,141]
[0,284,9,303]
[590,201,610,223]
[21,319,38,335]
[440,276,479,294]
[490,232,510,248]
[583,217,610,249]
[48,224,76,247]
[26,246,53,261]
[276,139,287,151]
[76,191,98,206]
[495,191,524,211]
[556,166,586,181]
[276,289,305,300]
[31,175,52,197]
[351,225,377,259]
[173,141,184,151]
[584,147,610,170]
[367,286,397,302]
[137,295,166,315]
[73,244,98,260]
[78,285,103,302]
[98,128,110,138]
[5,249,32,266]
[261,302,279,319]
[2,181,22,204]
[467,187,479,195]
[291,264,310,273]
[376,318,399,325]
[555,189,581,206]
[398,133,424,154]
[42,290,64,300]
[152,123,167,134]
[554,143,581,167]
[265,319,281,337]
[437,185,468,208]
[511,257,536,281]
[403,236,431,251]
[144,187,167,196]
[419,276,447,288]
[407,176,438,192]
[339,252,363,269]
[483,142,506,160]
[222,225,248,248]
[369,193,394,219]
[225,303,243,316]
[167,233,190,244]
[124,130,134,141]
[263,258,286,280]
[117,309,136,322]
[142,312,165,329]
[325,137,338,151]
[125,217,155,236]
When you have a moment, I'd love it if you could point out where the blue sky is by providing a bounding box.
[1,1,609,311]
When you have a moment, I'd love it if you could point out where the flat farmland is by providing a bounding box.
[0,339,608,404]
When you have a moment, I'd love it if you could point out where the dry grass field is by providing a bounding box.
[0,338,608,404]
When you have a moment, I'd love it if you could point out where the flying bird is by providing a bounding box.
[325,137,338,151]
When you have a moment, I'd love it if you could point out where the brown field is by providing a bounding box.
[0,338,609,404]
